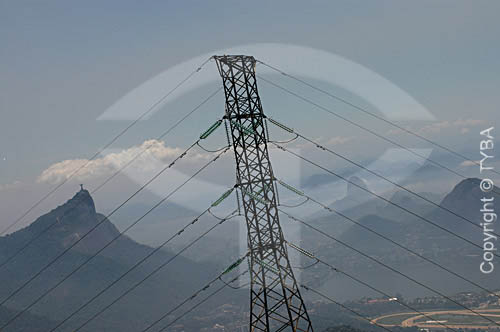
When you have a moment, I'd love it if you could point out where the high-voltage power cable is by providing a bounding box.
[140,264,248,332]
[280,211,500,329]
[46,187,237,332]
[267,117,500,242]
[300,284,393,332]
[0,145,230,329]
[257,59,500,178]
[258,75,500,197]
[289,242,460,332]
[1,57,213,236]
[72,209,240,332]
[0,88,222,271]
[276,178,500,303]
[273,143,500,260]
[149,270,248,332]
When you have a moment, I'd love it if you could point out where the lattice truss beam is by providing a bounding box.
[214,55,313,332]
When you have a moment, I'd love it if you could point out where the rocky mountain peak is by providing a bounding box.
[1,187,102,251]
[431,178,500,229]
[440,178,496,210]
[63,186,96,216]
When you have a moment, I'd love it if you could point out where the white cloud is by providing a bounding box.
[419,118,484,134]
[0,180,23,191]
[386,128,405,136]
[460,160,480,167]
[324,136,354,146]
[386,118,484,136]
[37,140,212,184]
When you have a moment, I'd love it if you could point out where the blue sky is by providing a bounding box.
[1,1,499,229]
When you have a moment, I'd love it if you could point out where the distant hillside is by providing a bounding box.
[429,178,499,232]
[0,188,241,331]
[299,178,500,301]
[408,178,500,251]
[0,306,54,332]
[2,178,498,330]
[339,214,406,252]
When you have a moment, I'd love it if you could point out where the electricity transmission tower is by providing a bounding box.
[214,55,314,332]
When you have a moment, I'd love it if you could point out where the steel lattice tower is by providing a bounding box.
[214,55,314,332]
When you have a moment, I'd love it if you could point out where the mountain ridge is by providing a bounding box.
[0,187,234,331]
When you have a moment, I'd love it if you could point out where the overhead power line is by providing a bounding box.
[0,88,222,271]
[73,209,240,332]
[288,242,459,332]
[258,75,500,197]
[281,211,500,329]
[150,270,248,332]
[273,143,500,260]
[267,117,500,242]
[46,187,236,332]
[300,284,393,332]
[257,60,500,178]
[0,145,230,329]
[276,178,500,303]
[141,257,247,332]
[0,57,213,236]
[287,242,459,332]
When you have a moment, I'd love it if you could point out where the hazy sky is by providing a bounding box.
[1,1,499,230]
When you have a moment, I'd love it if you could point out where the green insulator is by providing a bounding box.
[267,117,294,133]
[222,256,246,275]
[200,120,222,139]
[211,188,234,207]
[231,120,255,136]
[277,180,304,196]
